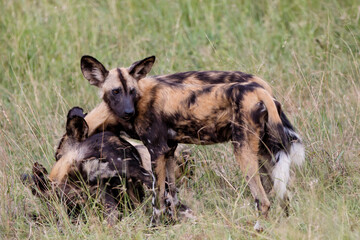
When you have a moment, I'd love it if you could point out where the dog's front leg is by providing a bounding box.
[149,149,168,226]
[165,144,196,222]
[165,144,178,220]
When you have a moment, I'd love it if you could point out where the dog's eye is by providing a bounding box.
[129,88,136,95]
[112,88,121,95]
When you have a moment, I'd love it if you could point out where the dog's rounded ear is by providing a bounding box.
[66,116,89,142]
[128,56,156,81]
[81,55,109,87]
[67,107,86,119]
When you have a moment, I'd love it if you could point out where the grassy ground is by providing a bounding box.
[1,0,359,239]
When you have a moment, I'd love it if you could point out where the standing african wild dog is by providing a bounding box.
[22,107,153,226]
[79,55,305,226]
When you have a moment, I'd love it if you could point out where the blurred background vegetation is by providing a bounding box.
[0,0,359,239]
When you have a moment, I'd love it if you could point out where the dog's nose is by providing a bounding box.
[124,108,134,117]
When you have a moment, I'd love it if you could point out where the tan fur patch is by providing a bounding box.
[49,149,78,183]
[101,68,122,94]
[155,155,167,206]
[254,88,281,124]
[49,143,88,184]
[101,68,138,95]
[85,102,118,136]
[251,76,273,95]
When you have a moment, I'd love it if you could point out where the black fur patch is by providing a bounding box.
[185,86,214,108]
[67,107,86,119]
[251,102,267,126]
[66,116,89,141]
[157,71,197,84]
[117,68,128,93]
[198,85,214,95]
[187,92,197,108]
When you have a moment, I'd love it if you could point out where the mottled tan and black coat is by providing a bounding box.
[79,56,305,226]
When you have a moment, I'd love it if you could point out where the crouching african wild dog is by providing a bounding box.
[79,55,305,227]
[22,107,152,226]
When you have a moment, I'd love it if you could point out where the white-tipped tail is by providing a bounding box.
[272,151,291,200]
[290,142,305,167]
[284,128,305,168]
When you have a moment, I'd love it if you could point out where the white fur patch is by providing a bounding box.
[150,207,161,226]
[179,208,197,221]
[151,172,157,206]
[172,193,179,206]
[284,128,305,167]
[290,142,305,167]
[92,68,104,81]
[272,151,291,200]
[82,159,118,182]
[254,220,263,232]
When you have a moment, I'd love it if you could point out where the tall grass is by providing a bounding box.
[0,0,359,238]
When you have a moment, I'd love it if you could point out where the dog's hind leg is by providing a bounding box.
[260,156,291,216]
[234,144,270,215]
[232,135,270,231]
[258,158,273,195]
[165,147,178,219]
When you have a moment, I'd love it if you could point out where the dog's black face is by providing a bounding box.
[102,81,137,120]
[80,55,155,120]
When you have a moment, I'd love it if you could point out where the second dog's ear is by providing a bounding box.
[81,55,109,87]
[67,107,86,119]
[66,116,89,142]
[128,56,155,80]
